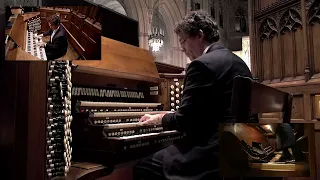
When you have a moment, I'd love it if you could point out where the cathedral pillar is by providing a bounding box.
[139,32,149,50]
[187,0,192,14]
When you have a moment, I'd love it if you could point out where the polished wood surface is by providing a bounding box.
[66,162,112,180]
[0,61,48,180]
[60,23,85,60]
[22,12,40,21]
[72,37,161,83]
[8,14,26,49]
[155,61,185,74]
[231,76,292,123]
[6,47,40,61]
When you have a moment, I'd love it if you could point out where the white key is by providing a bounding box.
[108,130,179,141]
[92,111,167,118]
[80,101,161,108]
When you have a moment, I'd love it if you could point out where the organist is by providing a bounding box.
[35,14,68,60]
[134,10,252,180]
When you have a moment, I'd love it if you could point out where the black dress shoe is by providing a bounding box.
[285,157,296,164]
[275,154,295,163]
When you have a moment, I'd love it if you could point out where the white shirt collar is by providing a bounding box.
[202,43,215,55]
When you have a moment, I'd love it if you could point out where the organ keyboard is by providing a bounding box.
[25,30,47,60]
[71,89,185,166]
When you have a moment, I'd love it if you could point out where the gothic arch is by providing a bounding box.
[92,0,127,16]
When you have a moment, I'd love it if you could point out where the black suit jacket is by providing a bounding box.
[161,43,252,179]
[43,25,68,59]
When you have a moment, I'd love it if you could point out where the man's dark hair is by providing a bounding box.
[174,10,219,43]
[47,14,60,25]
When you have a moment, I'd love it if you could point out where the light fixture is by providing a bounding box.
[148,27,164,52]
[148,8,164,52]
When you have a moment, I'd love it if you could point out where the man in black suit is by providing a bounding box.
[35,14,68,60]
[133,11,252,180]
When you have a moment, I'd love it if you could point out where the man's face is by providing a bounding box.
[48,22,58,30]
[178,32,204,61]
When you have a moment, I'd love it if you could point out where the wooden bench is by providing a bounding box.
[230,75,293,123]
[61,23,86,60]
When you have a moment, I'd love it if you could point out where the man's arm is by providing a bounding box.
[45,36,66,51]
[42,29,52,36]
[161,60,215,131]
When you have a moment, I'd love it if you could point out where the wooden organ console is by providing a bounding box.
[2,37,187,179]
[5,12,47,60]
[67,37,186,179]
[220,123,312,178]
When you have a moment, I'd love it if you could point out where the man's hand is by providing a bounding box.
[34,34,43,39]
[139,113,165,126]
[37,42,46,48]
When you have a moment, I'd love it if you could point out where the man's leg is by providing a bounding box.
[275,123,295,163]
[133,148,167,180]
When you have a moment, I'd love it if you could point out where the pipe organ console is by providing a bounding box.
[3,36,186,179]
[65,37,186,179]
[6,13,47,60]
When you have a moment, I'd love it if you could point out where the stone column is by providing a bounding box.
[202,0,210,14]
[187,0,192,14]
[171,46,181,66]
[139,32,149,50]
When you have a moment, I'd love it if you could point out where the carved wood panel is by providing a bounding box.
[249,0,320,177]
[256,0,280,11]
[257,7,303,82]
[308,0,320,75]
